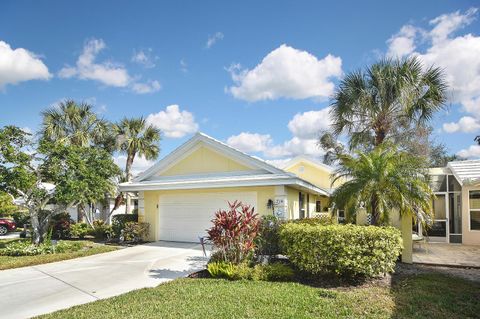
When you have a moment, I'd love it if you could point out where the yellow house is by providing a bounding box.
[120,133,331,243]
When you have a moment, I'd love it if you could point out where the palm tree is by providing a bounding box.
[329,57,447,150]
[331,144,434,226]
[41,100,113,222]
[475,136,480,145]
[113,117,160,213]
[41,100,111,149]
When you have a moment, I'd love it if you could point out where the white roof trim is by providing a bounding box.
[447,159,480,186]
[120,173,330,196]
[135,132,285,182]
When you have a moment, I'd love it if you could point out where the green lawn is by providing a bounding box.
[37,273,480,319]
[0,239,118,270]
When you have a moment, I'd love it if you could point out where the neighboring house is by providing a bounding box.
[119,133,330,242]
[423,160,480,245]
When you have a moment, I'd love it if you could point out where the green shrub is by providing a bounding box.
[255,215,285,257]
[70,223,91,239]
[207,262,236,279]
[112,214,138,237]
[90,220,113,240]
[122,222,149,243]
[290,215,336,226]
[0,240,84,256]
[49,212,73,239]
[9,211,30,227]
[231,262,255,280]
[279,223,403,278]
[253,263,295,282]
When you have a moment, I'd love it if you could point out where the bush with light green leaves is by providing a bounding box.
[279,223,402,278]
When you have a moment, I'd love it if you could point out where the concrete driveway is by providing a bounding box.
[0,241,208,319]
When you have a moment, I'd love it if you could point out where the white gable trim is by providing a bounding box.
[135,132,285,182]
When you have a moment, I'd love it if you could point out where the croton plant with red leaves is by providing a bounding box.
[207,200,260,264]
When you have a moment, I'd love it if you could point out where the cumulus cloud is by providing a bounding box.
[59,39,130,87]
[443,116,480,133]
[146,105,199,138]
[265,158,292,168]
[131,49,157,68]
[227,44,342,102]
[0,40,51,88]
[114,154,155,177]
[387,25,418,57]
[387,8,480,134]
[206,32,224,48]
[131,80,161,94]
[457,145,480,158]
[59,38,161,94]
[264,137,324,158]
[287,107,332,139]
[227,132,273,153]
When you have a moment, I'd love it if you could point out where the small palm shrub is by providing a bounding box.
[208,261,294,282]
[122,222,149,243]
[90,220,113,240]
[207,200,260,264]
[279,223,403,278]
[70,223,91,239]
[207,262,236,279]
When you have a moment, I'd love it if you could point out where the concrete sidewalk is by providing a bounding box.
[0,241,208,319]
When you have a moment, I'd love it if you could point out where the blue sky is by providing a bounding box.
[1,1,480,172]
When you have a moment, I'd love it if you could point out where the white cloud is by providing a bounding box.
[180,59,188,73]
[443,116,480,133]
[264,137,323,159]
[131,80,161,94]
[0,40,51,88]
[457,145,480,158]
[387,8,480,134]
[114,154,155,177]
[59,39,130,87]
[206,32,224,48]
[227,132,272,153]
[131,49,157,68]
[387,25,418,57]
[59,39,161,94]
[265,158,292,168]
[227,44,342,102]
[146,105,199,138]
[287,107,332,139]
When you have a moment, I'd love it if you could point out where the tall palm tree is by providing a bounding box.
[41,100,113,222]
[41,100,110,148]
[475,136,480,145]
[113,117,160,213]
[331,144,434,226]
[329,57,447,150]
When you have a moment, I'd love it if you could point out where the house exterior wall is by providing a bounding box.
[142,186,276,241]
[284,161,335,189]
[160,146,252,176]
[462,184,480,245]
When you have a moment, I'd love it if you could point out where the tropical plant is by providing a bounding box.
[320,57,447,162]
[41,100,112,150]
[475,135,480,145]
[121,221,149,243]
[0,191,17,216]
[113,117,160,213]
[331,144,434,225]
[279,223,403,278]
[70,222,91,239]
[207,201,260,264]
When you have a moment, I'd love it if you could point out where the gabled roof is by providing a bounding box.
[447,159,480,186]
[135,132,285,182]
[121,132,331,196]
[282,155,334,173]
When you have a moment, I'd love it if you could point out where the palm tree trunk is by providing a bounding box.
[125,152,135,214]
[370,196,379,225]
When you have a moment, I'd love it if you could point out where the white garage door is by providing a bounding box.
[158,192,257,242]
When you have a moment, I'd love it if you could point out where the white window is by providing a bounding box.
[469,190,480,231]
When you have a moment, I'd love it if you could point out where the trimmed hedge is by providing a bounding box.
[279,223,402,278]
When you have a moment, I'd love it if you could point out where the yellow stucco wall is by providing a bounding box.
[160,145,252,176]
[143,186,276,241]
[462,185,480,245]
[285,161,333,189]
